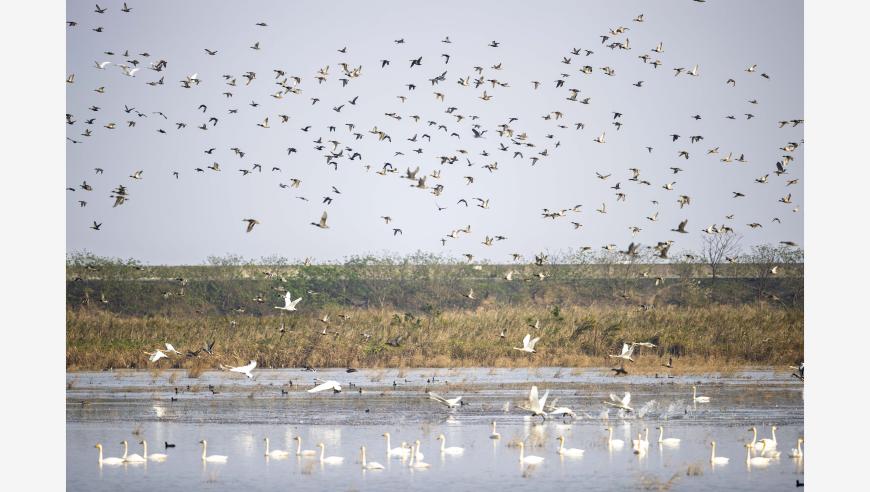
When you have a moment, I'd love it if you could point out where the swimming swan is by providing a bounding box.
[710,441,729,464]
[382,432,407,458]
[360,445,385,470]
[788,438,803,459]
[293,436,317,457]
[437,434,465,455]
[409,441,430,468]
[745,443,771,466]
[120,440,146,463]
[318,443,344,464]
[518,442,544,465]
[489,421,501,440]
[199,440,228,462]
[657,426,681,446]
[556,436,584,457]
[94,444,125,465]
[606,427,625,449]
[692,385,711,403]
[139,440,167,461]
[264,437,290,459]
[750,426,777,451]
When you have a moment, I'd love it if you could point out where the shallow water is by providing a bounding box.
[67,368,803,491]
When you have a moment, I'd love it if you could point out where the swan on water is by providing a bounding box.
[199,440,228,462]
[94,444,125,465]
[263,437,290,459]
[293,436,317,457]
[692,385,711,403]
[318,443,344,464]
[409,441,431,468]
[382,432,407,458]
[556,436,584,457]
[606,427,625,449]
[657,426,681,446]
[788,438,803,458]
[360,445,385,470]
[120,440,146,463]
[750,426,777,451]
[437,434,465,455]
[138,440,167,461]
[520,385,549,420]
[517,442,544,465]
[710,441,729,464]
[489,421,501,440]
[745,443,771,466]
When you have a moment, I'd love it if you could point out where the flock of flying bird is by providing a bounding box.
[67,2,801,263]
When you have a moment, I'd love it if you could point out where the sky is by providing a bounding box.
[66,0,804,265]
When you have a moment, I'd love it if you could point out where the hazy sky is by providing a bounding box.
[66,0,803,264]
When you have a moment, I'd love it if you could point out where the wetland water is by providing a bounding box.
[67,368,803,491]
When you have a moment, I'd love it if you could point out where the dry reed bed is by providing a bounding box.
[66,304,802,371]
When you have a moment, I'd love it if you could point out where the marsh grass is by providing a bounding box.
[66,304,802,371]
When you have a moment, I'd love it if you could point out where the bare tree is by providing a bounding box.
[701,232,742,300]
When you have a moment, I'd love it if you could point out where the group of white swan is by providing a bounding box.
[95,440,168,465]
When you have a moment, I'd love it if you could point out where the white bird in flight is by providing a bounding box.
[513,333,541,353]
[308,379,342,393]
[220,360,257,379]
[604,392,634,412]
[275,292,302,311]
[428,392,463,408]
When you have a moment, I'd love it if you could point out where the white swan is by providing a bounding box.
[556,436,584,457]
[522,385,549,420]
[489,421,501,440]
[710,441,729,465]
[219,360,256,379]
[513,333,541,353]
[761,440,781,459]
[609,343,636,362]
[318,443,344,464]
[409,441,430,468]
[264,437,290,459]
[95,443,124,465]
[429,392,462,408]
[657,426,681,446]
[308,379,342,393]
[606,427,624,449]
[139,440,167,461]
[604,392,633,412]
[360,445,385,470]
[199,440,228,462]
[633,432,648,455]
[788,438,803,458]
[382,432,407,458]
[403,441,424,461]
[275,292,302,311]
[437,434,465,455]
[745,443,771,466]
[750,426,777,451]
[121,440,146,463]
[692,385,711,403]
[517,442,544,465]
[294,436,317,457]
